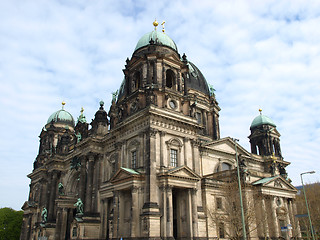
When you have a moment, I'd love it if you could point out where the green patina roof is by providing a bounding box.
[250,114,276,129]
[121,167,140,175]
[134,30,178,52]
[77,113,86,124]
[252,176,277,185]
[47,109,75,127]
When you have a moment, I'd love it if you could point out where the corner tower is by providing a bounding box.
[248,109,282,157]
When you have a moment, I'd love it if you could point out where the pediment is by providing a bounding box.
[252,175,296,191]
[110,167,141,183]
[22,201,37,210]
[203,137,251,157]
[163,165,200,180]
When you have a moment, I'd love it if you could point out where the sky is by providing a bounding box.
[0,0,319,210]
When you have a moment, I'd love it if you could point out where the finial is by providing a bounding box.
[153,19,159,30]
[80,107,84,114]
[259,108,262,115]
[99,100,104,110]
[161,21,166,33]
[62,101,66,109]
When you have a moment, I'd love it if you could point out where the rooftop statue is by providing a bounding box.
[74,198,83,214]
[41,207,47,223]
[58,182,64,195]
[208,83,216,97]
[112,90,118,102]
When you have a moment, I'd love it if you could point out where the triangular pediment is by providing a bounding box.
[203,137,251,157]
[110,167,141,183]
[21,201,37,210]
[164,165,200,180]
[252,175,296,191]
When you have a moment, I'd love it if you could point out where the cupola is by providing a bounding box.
[46,102,75,129]
[248,109,282,157]
[134,20,178,53]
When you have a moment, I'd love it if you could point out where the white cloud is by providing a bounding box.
[0,0,319,210]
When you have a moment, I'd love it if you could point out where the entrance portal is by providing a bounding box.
[172,188,191,239]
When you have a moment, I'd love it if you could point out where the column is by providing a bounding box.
[261,197,270,238]
[85,154,94,213]
[191,140,195,171]
[143,129,159,205]
[48,171,58,221]
[79,156,86,203]
[59,208,68,239]
[131,186,140,237]
[160,131,165,167]
[284,199,292,238]
[55,208,62,239]
[92,155,101,213]
[160,186,167,237]
[271,197,280,237]
[166,185,173,237]
[191,188,198,238]
[113,191,119,239]
[40,179,47,207]
[101,199,107,238]
[183,138,188,166]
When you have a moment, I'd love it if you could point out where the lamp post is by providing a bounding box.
[300,171,316,240]
[233,138,247,240]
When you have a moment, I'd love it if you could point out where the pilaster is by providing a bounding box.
[85,154,95,213]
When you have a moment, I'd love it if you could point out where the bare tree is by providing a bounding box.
[207,180,265,240]
[295,182,320,239]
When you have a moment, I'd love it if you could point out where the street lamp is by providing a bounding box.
[300,171,316,240]
[233,138,247,240]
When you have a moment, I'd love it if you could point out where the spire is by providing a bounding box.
[259,108,262,115]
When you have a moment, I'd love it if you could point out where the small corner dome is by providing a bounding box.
[47,104,75,128]
[250,111,276,129]
[134,30,178,52]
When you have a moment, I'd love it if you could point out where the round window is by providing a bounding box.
[169,100,176,109]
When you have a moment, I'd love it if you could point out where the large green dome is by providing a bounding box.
[134,30,178,52]
[47,107,75,128]
[250,112,276,129]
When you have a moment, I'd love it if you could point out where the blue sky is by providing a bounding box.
[0,0,319,210]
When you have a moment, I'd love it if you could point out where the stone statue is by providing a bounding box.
[71,156,81,171]
[74,198,83,214]
[278,164,287,178]
[270,161,276,176]
[112,90,118,102]
[58,182,64,195]
[208,83,215,96]
[41,207,47,223]
[75,132,82,143]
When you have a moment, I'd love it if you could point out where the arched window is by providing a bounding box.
[132,71,140,92]
[166,69,175,89]
[221,162,232,171]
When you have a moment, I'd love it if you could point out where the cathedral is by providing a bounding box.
[21,21,301,240]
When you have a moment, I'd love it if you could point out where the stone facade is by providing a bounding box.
[21,25,301,240]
